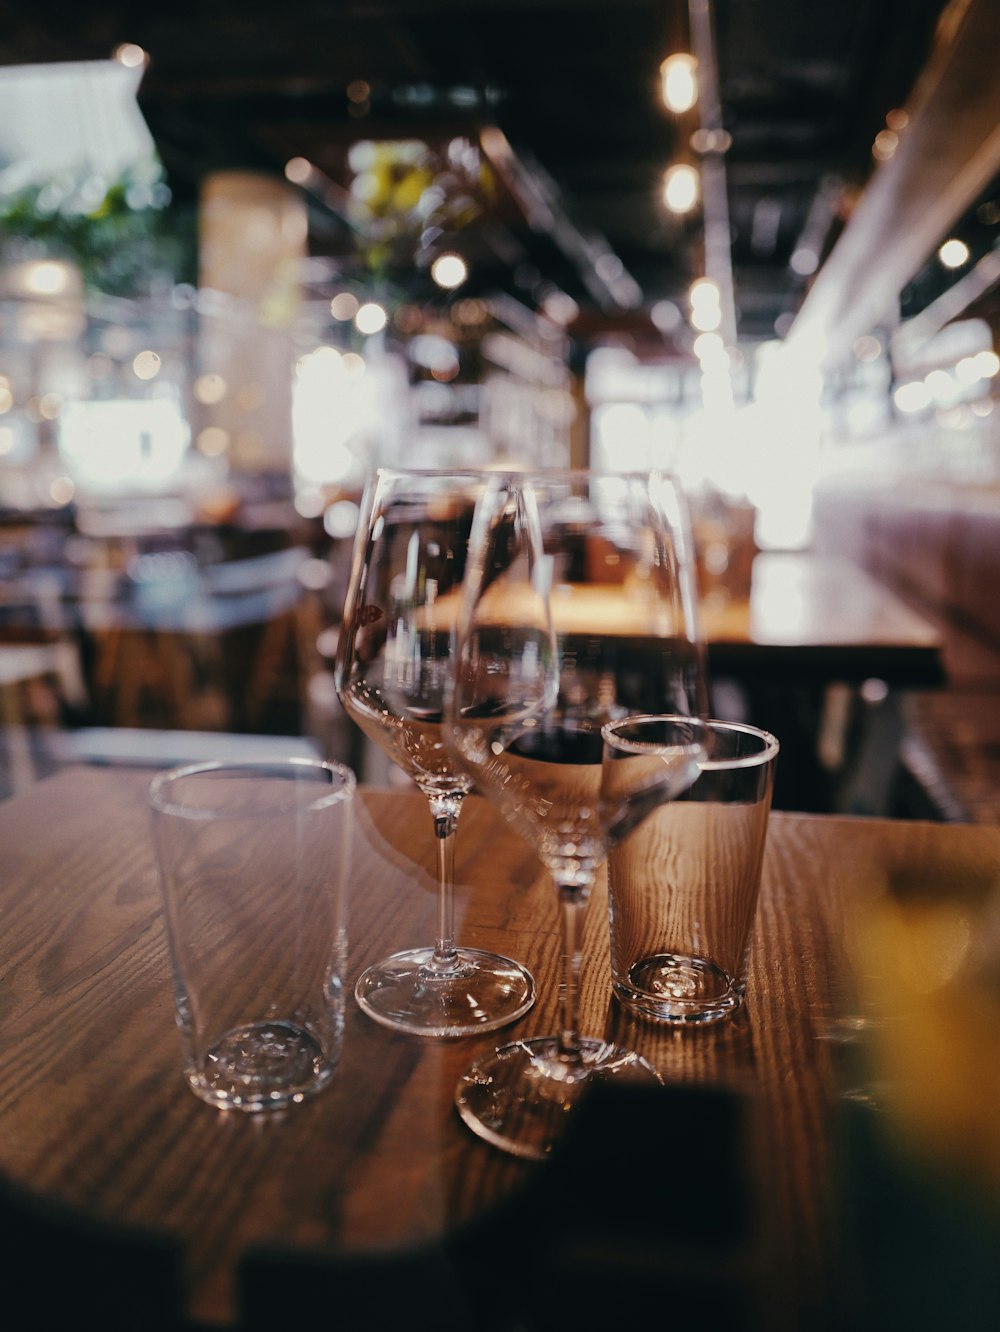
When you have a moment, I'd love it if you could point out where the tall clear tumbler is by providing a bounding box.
[150,758,354,1112]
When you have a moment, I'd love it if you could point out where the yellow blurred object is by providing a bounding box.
[391,164,433,214]
[858,886,1000,1189]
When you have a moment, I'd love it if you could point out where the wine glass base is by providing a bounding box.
[355,947,535,1038]
[455,1036,661,1161]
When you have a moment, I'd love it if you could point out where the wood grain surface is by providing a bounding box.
[0,767,996,1327]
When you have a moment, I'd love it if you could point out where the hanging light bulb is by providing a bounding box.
[660,54,699,114]
[662,164,700,215]
[690,302,721,332]
[354,301,388,335]
[689,277,721,331]
[938,238,970,270]
[689,277,720,310]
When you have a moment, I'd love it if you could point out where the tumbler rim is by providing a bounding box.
[148,757,356,820]
[602,714,779,770]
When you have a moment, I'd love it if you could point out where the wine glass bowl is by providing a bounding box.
[335,469,535,1038]
[447,469,708,1157]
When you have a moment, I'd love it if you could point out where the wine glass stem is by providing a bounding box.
[556,882,588,1068]
[427,793,463,971]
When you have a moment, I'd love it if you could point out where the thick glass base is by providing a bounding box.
[354,947,535,1038]
[188,1020,337,1112]
[614,951,745,1024]
[455,1035,660,1160]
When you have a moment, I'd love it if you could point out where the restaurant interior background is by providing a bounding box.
[1,0,999,820]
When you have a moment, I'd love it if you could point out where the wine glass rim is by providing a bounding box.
[371,467,681,480]
[373,467,493,479]
[602,714,780,767]
[488,467,681,481]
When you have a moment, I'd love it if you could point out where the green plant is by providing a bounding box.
[0,169,196,296]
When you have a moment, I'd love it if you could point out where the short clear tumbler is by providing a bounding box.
[606,718,778,1024]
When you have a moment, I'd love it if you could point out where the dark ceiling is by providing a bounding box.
[0,0,961,352]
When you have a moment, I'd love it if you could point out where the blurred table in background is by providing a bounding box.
[379,550,945,812]
[704,551,943,687]
[813,471,1000,825]
[705,551,946,815]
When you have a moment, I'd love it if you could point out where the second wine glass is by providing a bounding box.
[446,469,709,1157]
[335,468,535,1037]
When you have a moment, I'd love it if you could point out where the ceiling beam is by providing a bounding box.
[783,0,1000,369]
[892,239,1000,365]
[689,0,738,346]
[479,125,643,312]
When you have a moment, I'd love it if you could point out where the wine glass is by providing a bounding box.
[445,469,708,1158]
[335,468,535,1037]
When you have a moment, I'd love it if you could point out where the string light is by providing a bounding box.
[284,157,312,185]
[660,54,698,114]
[662,163,699,214]
[330,292,360,322]
[689,277,722,332]
[689,278,720,309]
[113,44,147,69]
[938,238,970,269]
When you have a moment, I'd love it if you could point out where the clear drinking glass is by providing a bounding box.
[150,758,354,1111]
[445,469,708,1157]
[603,716,778,1024]
[335,468,535,1037]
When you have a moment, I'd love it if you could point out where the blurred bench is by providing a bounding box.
[45,726,322,769]
[813,475,1000,824]
[83,546,316,732]
[896,690,1000,824]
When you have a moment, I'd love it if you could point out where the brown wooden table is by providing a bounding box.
[0,767,996,1329]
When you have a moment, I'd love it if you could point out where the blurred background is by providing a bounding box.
[1,0,998,816]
